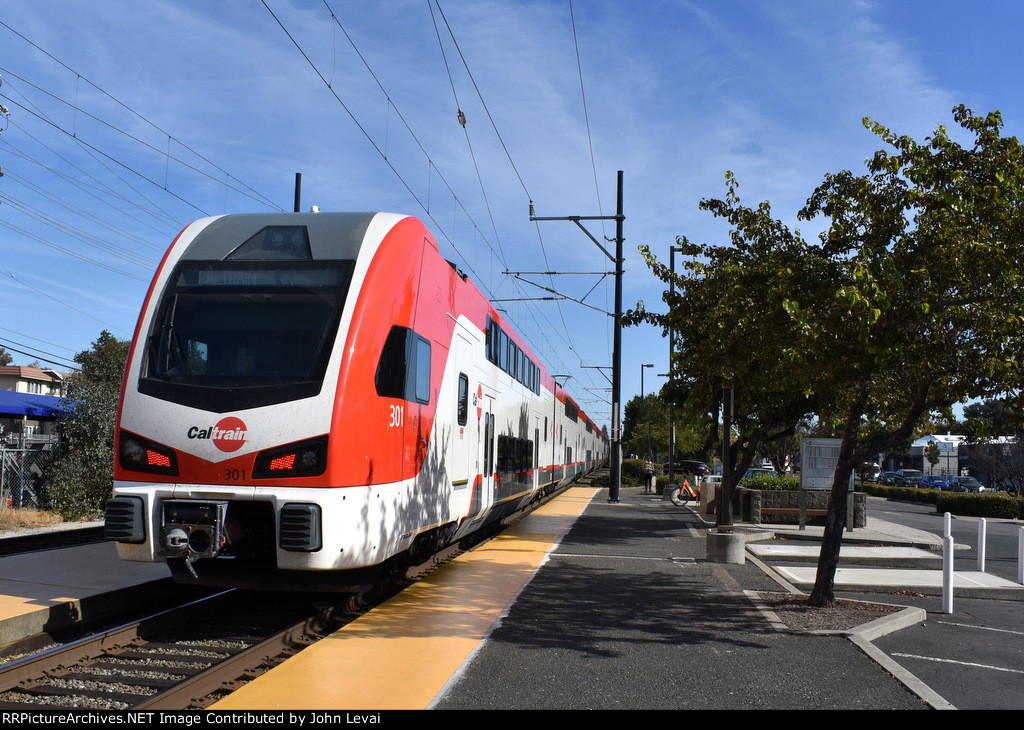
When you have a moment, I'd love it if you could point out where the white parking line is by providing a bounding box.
[892,653,1024,675]
[937,620,1024,637]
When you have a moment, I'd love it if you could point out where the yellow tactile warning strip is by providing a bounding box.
[212,487,600,710]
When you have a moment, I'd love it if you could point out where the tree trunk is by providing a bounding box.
[807,389,869,607]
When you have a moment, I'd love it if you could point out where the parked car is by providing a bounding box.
[742,467,776,479]
[924,474,949,490]
[894,468,924,487]
[880,471,898,486]
[663,459,709,476]
[948,476,984,493]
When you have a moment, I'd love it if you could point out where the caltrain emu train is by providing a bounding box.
[104,212,607,590]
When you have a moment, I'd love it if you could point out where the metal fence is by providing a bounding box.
[0,446,55,511]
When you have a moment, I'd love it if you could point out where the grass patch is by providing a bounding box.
[0,507,66,531]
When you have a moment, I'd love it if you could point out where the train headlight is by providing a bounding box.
[119,431,179,476]
[252,436,327,479]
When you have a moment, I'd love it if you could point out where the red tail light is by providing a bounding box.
[253,436,327,479]
[119,431,179,476]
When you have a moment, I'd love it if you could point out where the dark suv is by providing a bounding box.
[894,469,924,487]
[663,459,709,476]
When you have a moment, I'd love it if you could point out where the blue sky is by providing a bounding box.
[2,0,1022,429]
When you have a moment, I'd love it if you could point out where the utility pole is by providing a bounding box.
[531,171,625,502]
[667,244,683,488]
[294,173,302,212]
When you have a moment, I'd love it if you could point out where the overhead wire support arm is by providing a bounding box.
[506,274,612,316]
[581,364,613,386]
[529,213,619,264]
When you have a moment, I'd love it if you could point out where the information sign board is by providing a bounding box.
[800,437,854,491]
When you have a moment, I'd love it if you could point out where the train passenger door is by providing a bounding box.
[533,419,540,491]
[472,392,495,522]
[452,334,473,491]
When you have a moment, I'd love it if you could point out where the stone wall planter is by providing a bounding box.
[740,488,866,527]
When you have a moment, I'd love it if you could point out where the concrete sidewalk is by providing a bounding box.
[730,508,1024,600]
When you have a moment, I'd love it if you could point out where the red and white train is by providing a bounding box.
[105,212,607,590]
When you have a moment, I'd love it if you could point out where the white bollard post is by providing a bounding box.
[1019,527,1024,585]
[942,534,954,614]
[978,518,987,572]
[944,512,951,538]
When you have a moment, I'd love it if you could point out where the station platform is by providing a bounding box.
[0,526,174,648]
[3,486,1022,709]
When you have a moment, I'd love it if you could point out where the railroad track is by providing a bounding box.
[0,480,584,709]
[0,589,354,710]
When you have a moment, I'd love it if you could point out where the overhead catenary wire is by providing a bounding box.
[0,19,281,211]
[271,0,587,385]
[0,261,129,336]
[430,1,603,393]
[0,336,79,371]
[0,22,292,354]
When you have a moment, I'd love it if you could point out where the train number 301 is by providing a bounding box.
[389,405,404,428]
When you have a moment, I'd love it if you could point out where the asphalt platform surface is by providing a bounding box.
[432,483,1021,711]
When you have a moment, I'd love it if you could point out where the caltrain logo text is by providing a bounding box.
[187,417,247,453]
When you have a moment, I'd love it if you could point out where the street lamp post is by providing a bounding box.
[641,363,654,463]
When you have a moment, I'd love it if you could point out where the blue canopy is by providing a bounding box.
[0,391,69,418]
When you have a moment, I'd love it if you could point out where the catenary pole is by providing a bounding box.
[530,171,625,502]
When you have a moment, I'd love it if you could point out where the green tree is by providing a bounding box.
[962,397,1024,494]
[0,347,12,366]
[48,331,129,518]
[962,398,1023,439]
[792,106,1024,605]
[627,172,822,525]
[621,390,707,464]
[925,441,941,474]
[632,105,1024,606]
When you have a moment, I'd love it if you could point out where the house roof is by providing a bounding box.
[0,366,69,384]
[0,391,69,418]
[912,434,966,452]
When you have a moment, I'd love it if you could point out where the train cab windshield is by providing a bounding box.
[138,260,355,412]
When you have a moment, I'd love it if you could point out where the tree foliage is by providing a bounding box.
[630,105,1024,606]
[621,391,706,463]
[961,396,1024,494]
[625,171,821,523]
[48,331,129,519]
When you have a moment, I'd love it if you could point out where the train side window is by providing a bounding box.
[375,325,430,404]
[457,373,469,426]
[508,340,518,379]
[498,330,508,372]
[375,327,408,399]
[414,337,431,404]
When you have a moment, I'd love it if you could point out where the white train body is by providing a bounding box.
[105,212,606,589]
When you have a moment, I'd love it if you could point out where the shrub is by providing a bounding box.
[866,483,1024,519]
[739,474,800,491]
[934,491,1024,519]
[621,458,650,485]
